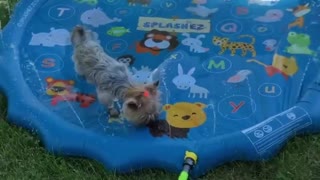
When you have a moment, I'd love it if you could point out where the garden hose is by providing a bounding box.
[178,151,198,180]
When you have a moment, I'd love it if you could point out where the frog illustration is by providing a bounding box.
[285,31,316,56]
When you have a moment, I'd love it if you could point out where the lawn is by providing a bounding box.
[1,0,320,179]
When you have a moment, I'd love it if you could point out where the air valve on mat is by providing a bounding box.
[178,151,198,180]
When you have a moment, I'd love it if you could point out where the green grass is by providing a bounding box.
[1,0,320,179]
[0,0,18,28]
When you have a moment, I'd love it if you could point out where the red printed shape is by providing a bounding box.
[229,101,245,113]
[112,43,121,50]
[236,7,249,15]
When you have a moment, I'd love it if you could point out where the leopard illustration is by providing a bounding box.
[212,35,256,57]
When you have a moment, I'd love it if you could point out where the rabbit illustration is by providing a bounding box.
[172,64,209,98]
[181,33,209,53]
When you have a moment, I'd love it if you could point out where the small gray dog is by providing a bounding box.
[70,25,161,126]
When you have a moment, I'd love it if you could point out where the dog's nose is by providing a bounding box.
[153,39,162,43]
[182,115,190,120]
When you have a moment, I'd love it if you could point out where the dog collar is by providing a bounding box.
[143,90,150,97]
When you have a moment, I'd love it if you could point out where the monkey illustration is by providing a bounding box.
[116,55,135,66]
[128,0,151,6]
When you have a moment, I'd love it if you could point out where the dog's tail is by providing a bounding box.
[71,25,89,46]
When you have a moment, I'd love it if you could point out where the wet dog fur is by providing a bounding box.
[70,25,161,126]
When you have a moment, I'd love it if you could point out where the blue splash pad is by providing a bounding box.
[1,0,320,178]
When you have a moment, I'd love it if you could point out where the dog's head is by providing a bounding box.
[122,80,161,126]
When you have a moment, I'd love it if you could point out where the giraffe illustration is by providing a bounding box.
[286,3,311,29]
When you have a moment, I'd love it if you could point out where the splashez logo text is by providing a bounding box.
[143,22,204,30]
[137,17,210,33]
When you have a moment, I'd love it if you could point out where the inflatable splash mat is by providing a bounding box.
[1,0,320,178]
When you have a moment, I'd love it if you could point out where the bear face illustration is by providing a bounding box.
[147,102,207,138]
[163,102,207,128]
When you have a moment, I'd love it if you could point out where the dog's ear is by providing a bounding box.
[145,81,159,96]
[145,80,159,88]
[153,80,159,87]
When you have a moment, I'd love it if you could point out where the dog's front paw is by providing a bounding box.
[146,120,168,137]
[108,108,120,118]
[149,128,164,137]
